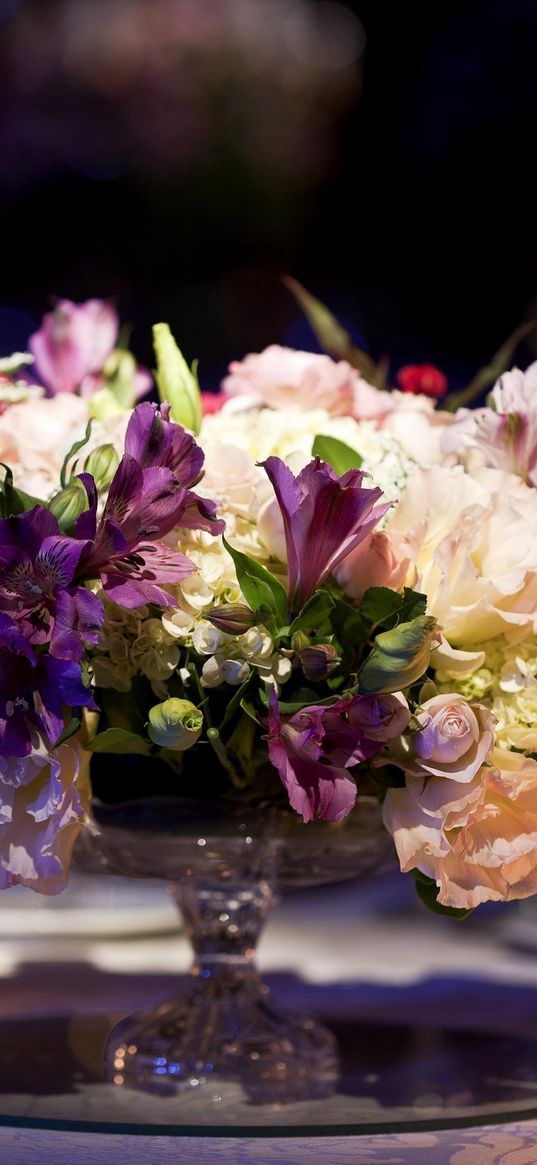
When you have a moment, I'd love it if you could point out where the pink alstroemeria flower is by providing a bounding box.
[260,456,389,612]
[29,299,118,396]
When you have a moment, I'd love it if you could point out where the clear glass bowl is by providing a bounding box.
[79,794,394,1103]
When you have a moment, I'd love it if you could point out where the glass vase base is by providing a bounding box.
[105,983,338,1104]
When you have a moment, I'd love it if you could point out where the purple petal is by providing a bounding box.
[50,587,104,660]
[36,536,85,589]
[125,402,205,485]
[0,506,59,559]
[0,613,36,662]
[41,655,98,714]
[101,545,195,608]
[267,691,358,823]
[261,455,388,610]
[176,490,225,535]
[74,473,98,540]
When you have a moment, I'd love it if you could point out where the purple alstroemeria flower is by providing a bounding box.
[0,612,97,757]
[76,402,224,607]
[124,401,204,486]
[267,691,383,824]
[124,401,223,533]
[29,299,118,396]
[0,506,104,661]
[260,456,390,612]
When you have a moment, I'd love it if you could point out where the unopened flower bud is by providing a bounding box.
[299,643,340,681]
[207,604,255,635]
[291,630,310,653]
[147,698,203,751]
[84,443,120,490]
[153,323,202,435]
[48,479,88,531]
[359,616,439,694]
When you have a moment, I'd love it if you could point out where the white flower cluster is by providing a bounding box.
[202,403,416,504]
[436,634,537,752]
[92,600,180,694]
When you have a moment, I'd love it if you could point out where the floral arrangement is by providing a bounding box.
[2,289,537,918]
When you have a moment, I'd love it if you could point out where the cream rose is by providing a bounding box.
[384,748,537,910]
[387,464,537,645]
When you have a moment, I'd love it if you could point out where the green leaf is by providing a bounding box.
[153,323,202,436]
[223,537,288,627]
[288,590,335,636]
[55,716,82,747]
[411,870,472,920]
[60,420,93,488]
[359,586,427,631]
[259,685,341,714]
[358,615,438,694]
[0,463,43,517]
[283,276,386,385]
[331,598,368,647]
[88,728,151,755]
[240,696,263,725]
[311,434,363,475]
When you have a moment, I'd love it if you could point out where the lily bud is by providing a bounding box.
[84,443,119,491]
[148,698,203,751]
[48,479,88,531]
[358,616,439,694]
[299,643,340,681]
[153,323,202,435]
[207,604,255,635]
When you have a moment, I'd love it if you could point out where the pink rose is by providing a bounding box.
[222,345,359,416]
[334,529,413,601]
[384,748,537,909]
[380,694,495,784]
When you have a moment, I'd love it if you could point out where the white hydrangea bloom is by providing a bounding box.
[435,633,537,751]
[91,600,180,691]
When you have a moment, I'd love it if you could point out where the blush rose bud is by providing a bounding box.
[358,616,439,694]
[148,698,203,751]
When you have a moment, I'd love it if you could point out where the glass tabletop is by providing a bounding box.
[2,1003,537,1137]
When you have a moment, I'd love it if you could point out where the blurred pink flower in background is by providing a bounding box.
[223,345,359,416]
[29,299,119,396]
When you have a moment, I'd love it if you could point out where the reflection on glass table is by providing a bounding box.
[1,863,537,1136]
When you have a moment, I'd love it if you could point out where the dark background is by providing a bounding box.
[1,0,536,391]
